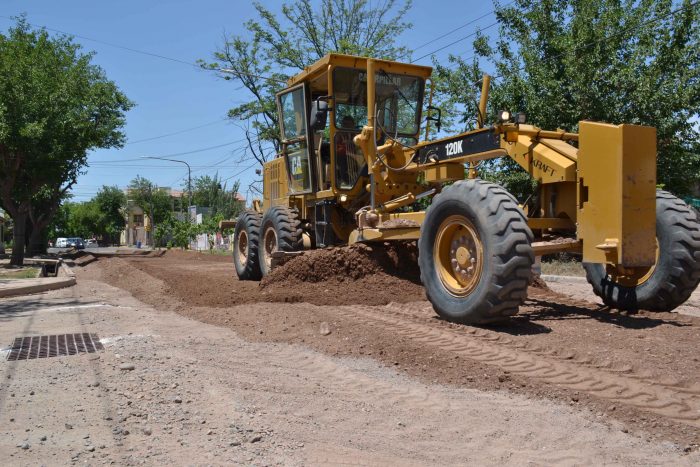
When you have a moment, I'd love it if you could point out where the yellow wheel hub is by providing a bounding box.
[606,239,659,287]
[434,215,484,297]
[455,246,471,267]
[237,230,249,264]
[262,227,278,269]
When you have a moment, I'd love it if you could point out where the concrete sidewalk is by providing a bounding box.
[0,262,75,299]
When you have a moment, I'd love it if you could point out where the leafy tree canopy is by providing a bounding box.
[191,174,243,219]
[0,16,132,263]
[127,176,173,226]
[93,185,127,241]
[49,186,125,243]
[64,201,101,239]
[433,0,700,196]
[200,0,413,165]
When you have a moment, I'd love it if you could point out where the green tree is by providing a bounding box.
[93,185,126,244]
[155,214,198,249]
[435,0,700,196]
[65,201,101,239]
[198,213,226,251]
[191,174,243,219]
[200,0,413,165]
[0,17,132,264]
[48,200,71,241]
[127,176,173,228]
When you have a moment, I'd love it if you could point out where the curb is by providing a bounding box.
[0,261,77,298]
[60,260,76,278]
[0,276,76,298]
[541,274,589,284]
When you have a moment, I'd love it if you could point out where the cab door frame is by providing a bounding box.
[275,83,318,195]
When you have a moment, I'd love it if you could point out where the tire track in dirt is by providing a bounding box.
[342,304,700,427]
[250,345,604,466]
[383,299,700,397]
[265,348,447,412]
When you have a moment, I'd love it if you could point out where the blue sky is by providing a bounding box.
[1,0,500,203]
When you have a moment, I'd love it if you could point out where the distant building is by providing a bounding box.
[121,187,186,247]
[122,200,148,247]
[120,188,245,247]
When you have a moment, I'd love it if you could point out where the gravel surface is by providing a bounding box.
[1,249,699,465]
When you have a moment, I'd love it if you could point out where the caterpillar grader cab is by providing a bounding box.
[233,53,700,324]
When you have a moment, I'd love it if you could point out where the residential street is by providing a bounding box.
[0,257,699,465]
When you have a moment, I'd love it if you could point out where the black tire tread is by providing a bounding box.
[419,179,534,324]
[233,210,262,281]
[583,190,700,311]
[259,206,303,276]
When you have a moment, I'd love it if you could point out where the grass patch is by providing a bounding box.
[540,254,586,277]
[202,248,231,256]
[0,266,41,279]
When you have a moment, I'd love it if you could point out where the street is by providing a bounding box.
[0,257,698,465]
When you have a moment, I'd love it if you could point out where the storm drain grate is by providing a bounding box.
[6,333,104,361]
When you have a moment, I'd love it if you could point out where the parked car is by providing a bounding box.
[66,237,85,249]
[55,237,68,248]
[86,239,98,248]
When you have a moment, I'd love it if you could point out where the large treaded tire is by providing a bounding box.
[583,190,700,311]
[259,206,303,277]
[418,179,534,324]
[233,210,262,281]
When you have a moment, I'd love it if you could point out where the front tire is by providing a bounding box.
[259,206,303,276]
[418,179,534,324]
[583,190,700,311]
[233,210,263,280]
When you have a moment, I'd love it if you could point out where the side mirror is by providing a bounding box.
[310,97,331,131]
[427,105,442,132]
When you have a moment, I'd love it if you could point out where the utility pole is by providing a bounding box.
[147,184,154,248]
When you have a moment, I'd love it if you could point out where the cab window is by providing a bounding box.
[277,85,312,193]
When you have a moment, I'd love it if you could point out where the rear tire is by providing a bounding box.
[259,206,303,277]
[583,190,700,311]
[233,210,262,281]
[418,179,534,324]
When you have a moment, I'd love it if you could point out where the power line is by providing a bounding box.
[88,138,252,165]
[166,137,265,186]
[0,15,287,83]
[221,163,259,183]
[407,2,512,56]
[126,119,228,145]
[87,164,249,169]
[411,20,500,63]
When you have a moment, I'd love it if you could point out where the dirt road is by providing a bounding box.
[1,249,698,465]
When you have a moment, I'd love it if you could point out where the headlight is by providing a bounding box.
[499,110,511,122]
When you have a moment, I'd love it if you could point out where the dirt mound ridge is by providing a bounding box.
[261,242,420,286]
[257,242,426,305]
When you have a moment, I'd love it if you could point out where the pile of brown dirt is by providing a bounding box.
[529,275,550,290]
[88,247,426,307]
[259,242,425,305]
[261,242,420,286]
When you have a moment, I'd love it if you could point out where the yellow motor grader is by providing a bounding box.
[233,53,700,324]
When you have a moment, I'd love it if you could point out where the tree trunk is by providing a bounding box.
[28,225,46,256]
[27,201,58,256]
[26,213,49,257]
[10,211,27,266]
